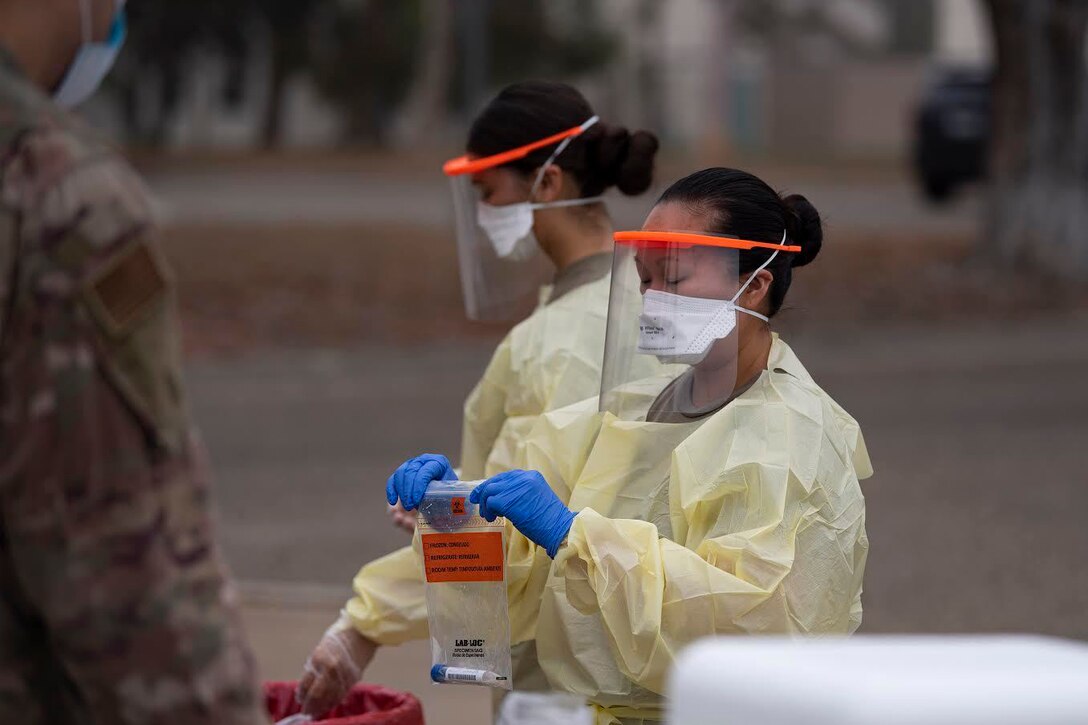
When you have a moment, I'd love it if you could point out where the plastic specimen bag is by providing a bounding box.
[417,480,513,690]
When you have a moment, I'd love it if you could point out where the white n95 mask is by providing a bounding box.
[637,237,783,365]
[638,290,755,365]
[476,195,603,261]
[475,200,538,261]
[55,0,128,108]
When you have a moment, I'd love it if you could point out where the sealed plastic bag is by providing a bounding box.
[417,480,513,690]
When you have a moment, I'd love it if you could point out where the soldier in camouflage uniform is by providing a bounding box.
[0,1,268,723]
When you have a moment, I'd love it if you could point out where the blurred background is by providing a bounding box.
[84,0,1088,721]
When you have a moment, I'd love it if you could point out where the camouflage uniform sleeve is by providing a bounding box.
[0,215,10,343]
[0,167,15,342]
[0,121,267,724]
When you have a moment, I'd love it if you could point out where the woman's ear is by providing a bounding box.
[741,270,774,313]
[532,164,565,203]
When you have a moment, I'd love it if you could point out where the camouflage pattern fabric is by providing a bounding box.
[0,46,268,725]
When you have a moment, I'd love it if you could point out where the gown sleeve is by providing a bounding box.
[343,524,556,647]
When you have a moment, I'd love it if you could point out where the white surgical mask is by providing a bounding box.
[637,231,785,365]
[476,195,603,261]
[477,115,603,260]
[54,0,127,109]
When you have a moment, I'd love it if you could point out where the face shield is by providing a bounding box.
[600,230,800,422]
[443,116,601,321]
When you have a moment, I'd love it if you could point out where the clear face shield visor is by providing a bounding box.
[600,230,800,421]
[443,116,600,321]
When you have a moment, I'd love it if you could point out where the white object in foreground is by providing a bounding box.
[667,635,1088,725]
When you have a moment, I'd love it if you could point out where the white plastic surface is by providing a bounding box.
[496,692,595,725]
[667,636,1088,725]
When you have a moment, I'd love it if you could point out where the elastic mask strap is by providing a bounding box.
[529,115,601,200]
[736,307,770,323]
[730,229,787,321]
[530,195,604,211]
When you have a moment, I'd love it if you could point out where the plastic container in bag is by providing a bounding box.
[417,480,513,690]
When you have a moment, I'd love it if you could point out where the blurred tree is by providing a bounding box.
[452,0,617,113]
[983,0,1088,277]
[737,0,887,59]
[116,0,616,149]
[885,0,935,55]
[393,0,455,145]
[455,0,490,117]
[254,0,338,148]
[117,0,247,144]
[309,0,422,144]
[489,0,615,83]
[394,0,618,140]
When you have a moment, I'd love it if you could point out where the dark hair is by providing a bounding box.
[467,80,659,198]
[656,167,824,316]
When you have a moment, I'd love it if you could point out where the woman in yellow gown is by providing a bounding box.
[300,80,660,720]
[316,168,872,724]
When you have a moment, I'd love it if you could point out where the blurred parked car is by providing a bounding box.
[913,67,991,203]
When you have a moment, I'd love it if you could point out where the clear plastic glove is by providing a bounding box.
[387,502,417,533]
[275,716,313,725]
[296,615,378,717]
[470,470,576,558]
[385,453,455,511]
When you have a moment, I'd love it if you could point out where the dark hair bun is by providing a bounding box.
[616,129,659,196]
[585,123,659,197]
[783,193,823,267]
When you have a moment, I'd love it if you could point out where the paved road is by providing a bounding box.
[147,167,978,236]
[193,344,490,586]
[191,313,1088,639]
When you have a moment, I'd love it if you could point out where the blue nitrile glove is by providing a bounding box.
[469,470,576,558]
[385,454,455,511]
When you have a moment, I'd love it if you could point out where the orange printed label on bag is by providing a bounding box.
[422,531,504,583]
[451,497,467,515]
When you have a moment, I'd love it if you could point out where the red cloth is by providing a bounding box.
[265,681,424,725]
